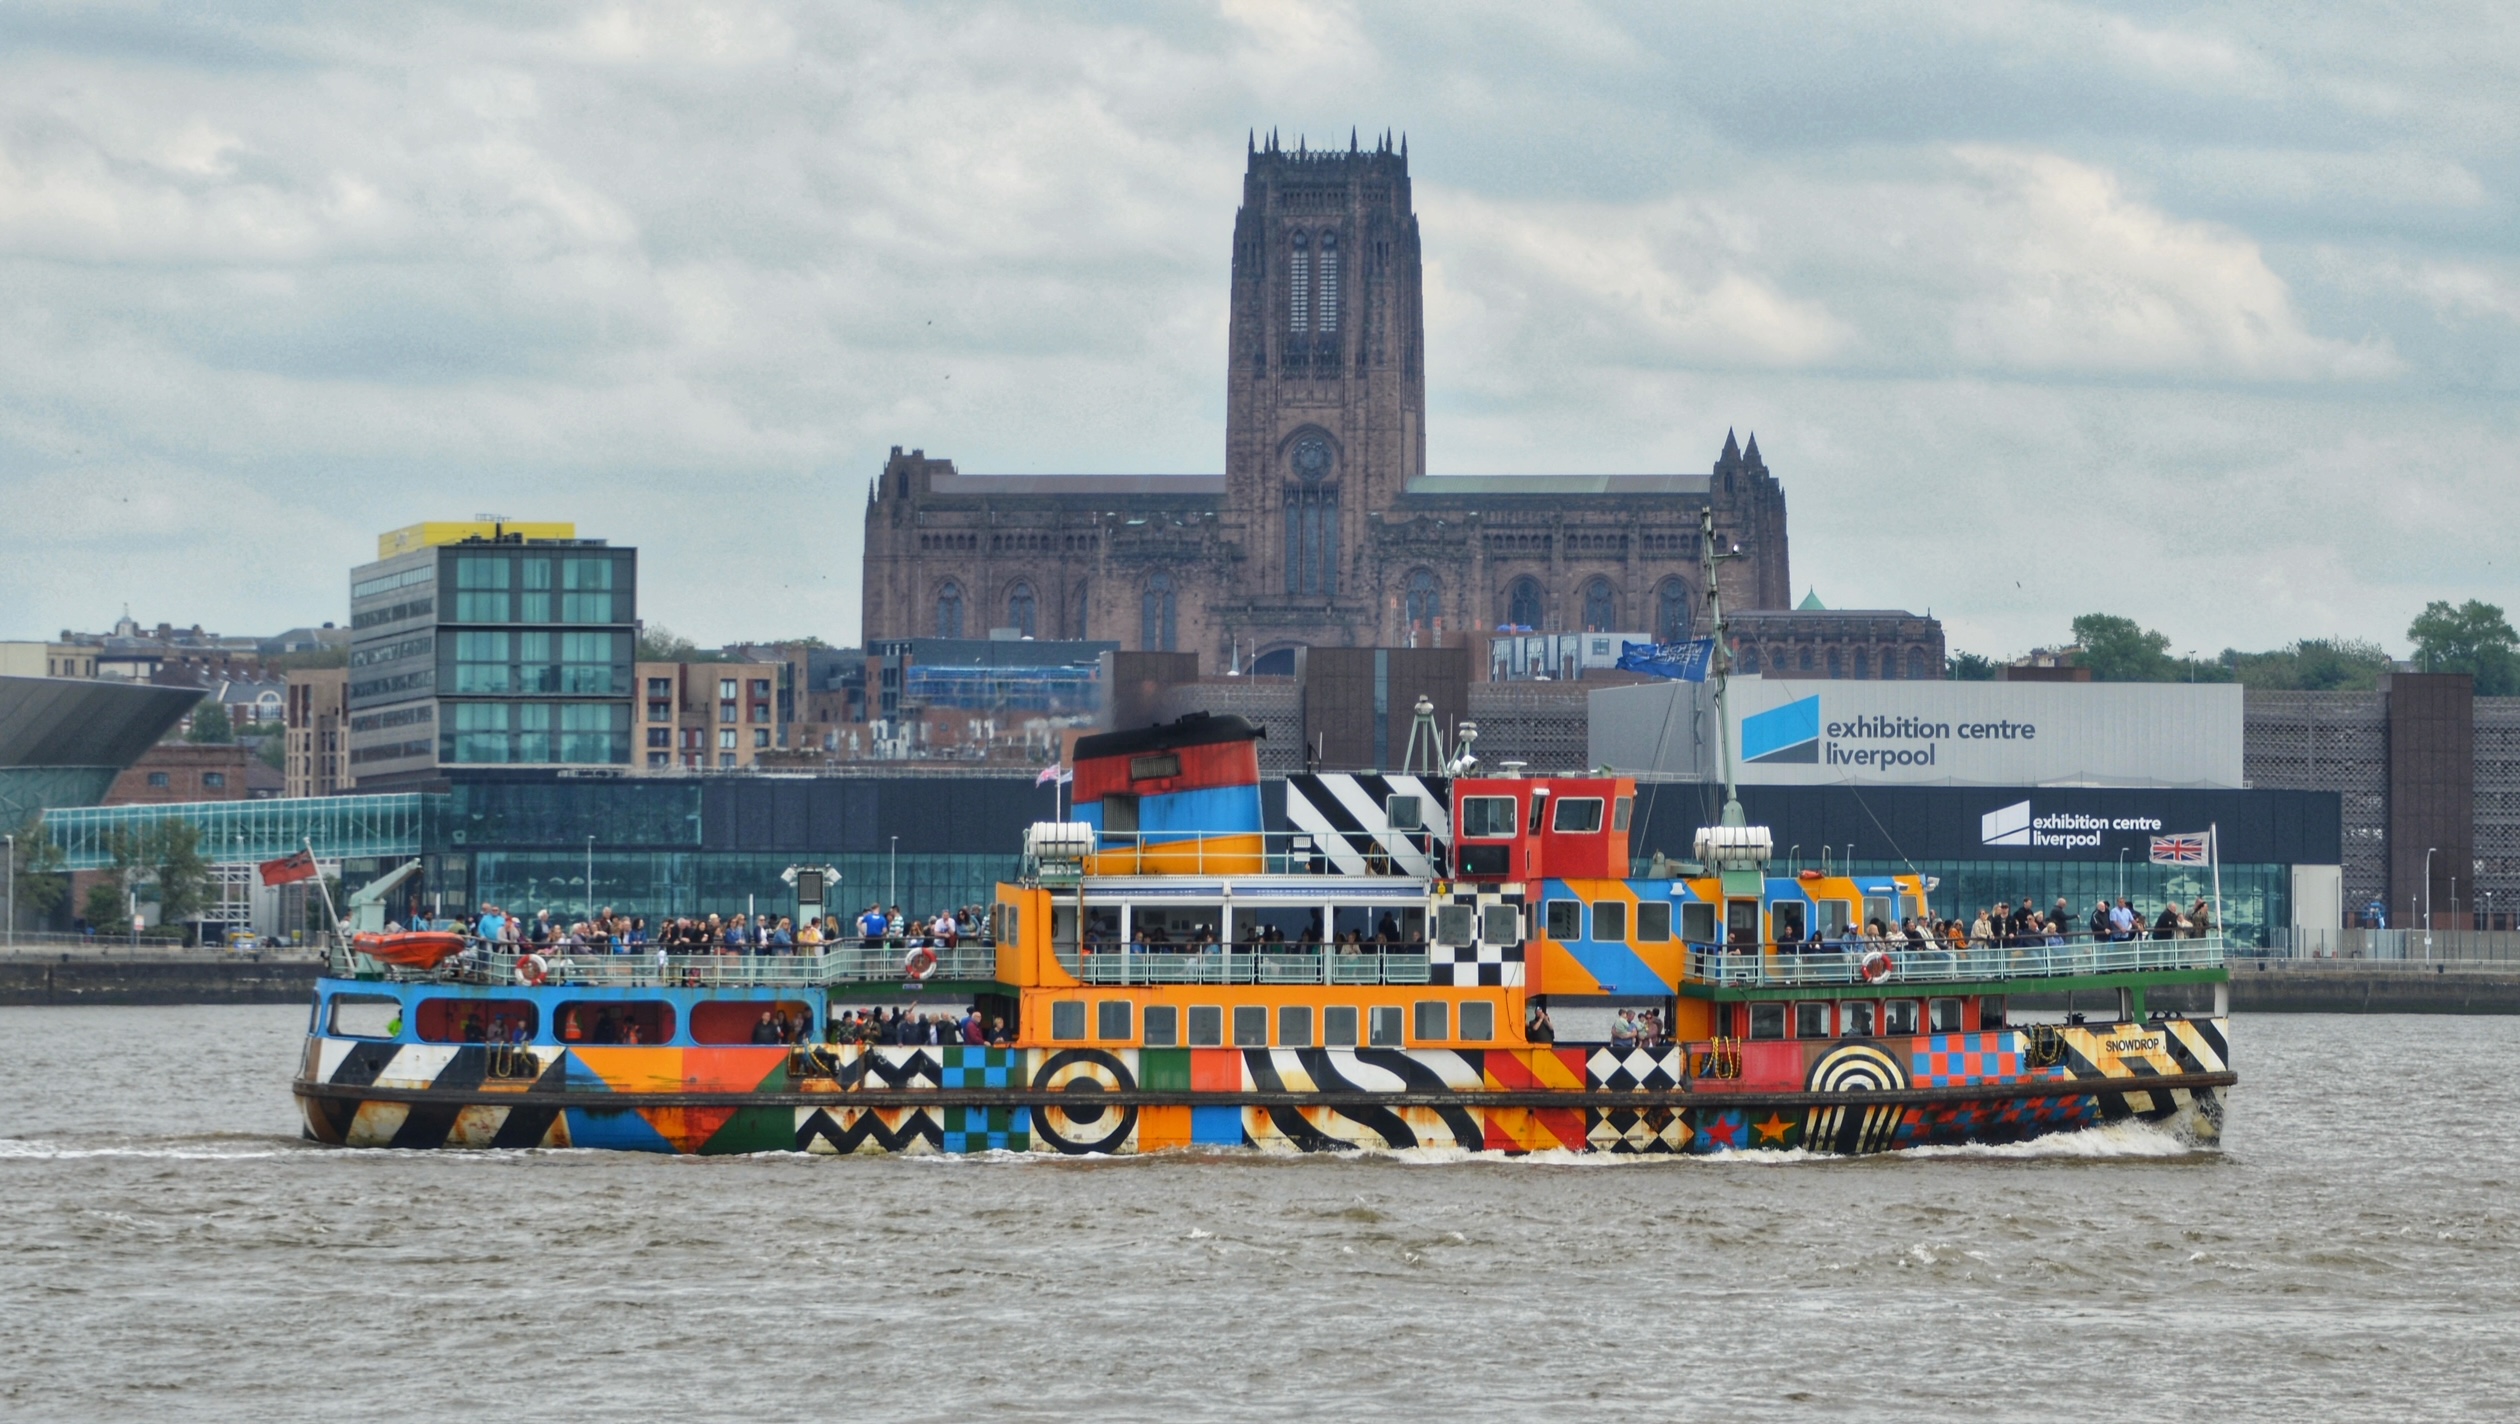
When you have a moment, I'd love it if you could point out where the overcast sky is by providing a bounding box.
[3,1,2514,659]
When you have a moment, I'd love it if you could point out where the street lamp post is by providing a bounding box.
[4,831,13,948]
[585,835,594,924]
[2117,846,2131,902]
[2424,846,2438,959]
[889,835,898,908]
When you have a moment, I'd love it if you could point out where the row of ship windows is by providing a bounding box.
[326,996,789,1045]
[1740,997,2001,1039]
[1049,999,1492,1047]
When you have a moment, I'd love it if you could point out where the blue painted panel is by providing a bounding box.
[1542,878,1673,994]
[1191,1105,1244,1146]
[563,1104,677,1152]
[1137,785,1263,840]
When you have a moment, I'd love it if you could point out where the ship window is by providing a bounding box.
[1279,1005,1313,1047]
[1823,901,1855,937]
[1459,1001,1494,1042]
[1129,753,1181,782]
[327,994,400,1039]
[1097,1000,1133,1041]
[1680,902,1717,944]
[1636,902,1671,942]
[1843,1001,1878,1037]
[1794,1002,1829,1039]
[1544,900,1581,939]
[1459,796,1517,837]
[1772,901,1807,945]
[1324,1005,1359,1046]
[1884,1000,1920,1035]
[1864,896,1893,930]
[996,902,1019,946]
[1368,1005,1403,1046]
[1929,998,1964,1033]
[1457,844,1511,877]
[1747,1002,1786,1040]
[1102,794,1139,835]
[1435,904,1475,947]
[1051,1000,1087,1041]
[1612,796,1633,832]
[1233,1005,1267,1047]
[1413,1001,1449,1042]
[690,1000,808,1044]
[1552,798,1604,833]
[556,1001,675,1045]
[1143,1004,1179,1047]
[1386,794,1422,830]
[1979,997,2007,1030]
[1188,1005,1223,1047]
[1482,904,1521,942]
[1591,901,1627,942]
[415,997,539,1044]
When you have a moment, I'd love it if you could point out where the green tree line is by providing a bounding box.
[1950,600,2518,693]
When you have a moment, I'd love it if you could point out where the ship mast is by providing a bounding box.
[1701,505,1744,829]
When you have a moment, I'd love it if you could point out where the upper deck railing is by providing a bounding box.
[328,941,1002,988]
[1051,945,1434,987]
[1686,934,2227,989]
[1036,829,1444,880]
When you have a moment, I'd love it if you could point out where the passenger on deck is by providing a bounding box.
[1611,1010,1638,1051]
[1376,911,1401,946]
[2089,900,2113,943]
[987,1016,1011,1046]
[961,1008,986,1045]
[1526,1005,1555,1043]
[2154,904,2186,940]
[751,1010,779,1044]
[2109,898,2137,941]
[2187,899,2215,939]
[859,905,887,947]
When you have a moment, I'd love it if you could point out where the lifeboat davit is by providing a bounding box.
[352,931,468,969]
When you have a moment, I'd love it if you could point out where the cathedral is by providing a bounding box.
[862,132,1847,675]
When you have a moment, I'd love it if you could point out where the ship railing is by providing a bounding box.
[1051,945,1434,986]
[328,942,1002,987]
[1687,934,2227,988]
[1043,829,1446,878]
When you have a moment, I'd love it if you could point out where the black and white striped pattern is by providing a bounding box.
[1284,774,1451,877]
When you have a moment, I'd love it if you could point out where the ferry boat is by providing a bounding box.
[295,518,2233,1157]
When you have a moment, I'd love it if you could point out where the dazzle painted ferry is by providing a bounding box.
[295,521,2233,1158]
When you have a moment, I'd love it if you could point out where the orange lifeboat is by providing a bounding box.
[353,931,468,969]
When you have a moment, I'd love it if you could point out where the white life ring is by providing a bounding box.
[515,952,550,987]
[1859,949,1894,985]
[903,946,939,981]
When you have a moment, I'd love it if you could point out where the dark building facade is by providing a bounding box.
[862,135,1867,675]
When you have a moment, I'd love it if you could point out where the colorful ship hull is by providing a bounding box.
[296,992,2230,1156]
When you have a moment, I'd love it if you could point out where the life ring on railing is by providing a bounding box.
[902,946,939,981]
[515,952,550,987]
[1859,949,1895,985]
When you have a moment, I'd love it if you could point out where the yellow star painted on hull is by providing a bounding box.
[1754,1112,1794,1144]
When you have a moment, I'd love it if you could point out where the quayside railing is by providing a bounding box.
[1686,935,2227,989]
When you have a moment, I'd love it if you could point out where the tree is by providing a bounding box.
[6,824,68,925]
[2069,614,2177,682]
[84,880,129,933]
[2408,600,2518,695]
[1947,651,1999,681]
[636,623,728,663]
[254,734,287,772]
[188,700,234,744]
[2221,639,2395,692]
[94,819,211,933]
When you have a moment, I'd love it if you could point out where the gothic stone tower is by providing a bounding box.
[1210,130,1425,664]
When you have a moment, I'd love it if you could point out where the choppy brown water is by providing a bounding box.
[1,1007,2515,1421]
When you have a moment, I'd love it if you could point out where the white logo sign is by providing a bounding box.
[1982,800,2032,846]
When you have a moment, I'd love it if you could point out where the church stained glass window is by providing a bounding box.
[1290,233,1310,332]
[1405,569,1439,635]
[1142,573,1177,652]
[1581,578,1616,633]
[935,582,964,639]
[1506,578,1543,631]
[1007,582,1036,638]
[1656,579,1691,643]
[1317,234,1338,333]
[1285,436,1337,597]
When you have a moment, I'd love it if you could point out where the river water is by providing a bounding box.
[0,1007,2512,1421]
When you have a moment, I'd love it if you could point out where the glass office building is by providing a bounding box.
[346,534,638,788]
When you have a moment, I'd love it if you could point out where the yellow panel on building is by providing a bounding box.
[376,521,577,559]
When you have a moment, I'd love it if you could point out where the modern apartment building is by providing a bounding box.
[345,522,637,789]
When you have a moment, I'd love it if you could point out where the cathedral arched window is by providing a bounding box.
[935,582,964,639]
[1506,577,1544,631]
[1799,646,1815,673]
[1073,583,1089,640]
[1581,578,1617,633]
[1854,648,1871,679]
[1284,436,1338,597]
[1655,579,1692,643]
[1289,232,1311,332]
[1739,644,1762,674]
[1909,647,1931,679]
[1404,568,1439,636]
[1317,233,1339,333]
[1007,582,1036,639]
[1142,573,1177,653]
[1827,648,1843,678]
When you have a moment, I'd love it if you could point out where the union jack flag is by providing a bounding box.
[2149,833,2209,865]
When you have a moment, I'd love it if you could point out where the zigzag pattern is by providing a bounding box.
[796,1106,946,1154]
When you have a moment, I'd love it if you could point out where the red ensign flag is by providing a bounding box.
[258,849,318,886]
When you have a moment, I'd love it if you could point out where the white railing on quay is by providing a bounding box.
[2268,927,2520,965]
[1054,946,1434,987]
[1687,935,2227,989]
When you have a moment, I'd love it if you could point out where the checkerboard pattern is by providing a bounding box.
[940,1104,1029,1154]
[936,1047,1028,1091]
[1586,1047,1681,1092]
[1908,1033,2021,1088]
[1431,941,1525,987]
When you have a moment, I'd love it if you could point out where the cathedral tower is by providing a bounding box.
[1218,131,1425,652]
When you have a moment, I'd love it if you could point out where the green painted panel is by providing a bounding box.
[1140,1049,1191,1092]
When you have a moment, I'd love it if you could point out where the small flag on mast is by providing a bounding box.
[1034,763,1072,787]
[2149,834,2209,865]
[258,849,319,886]
[1616,638,1716,682]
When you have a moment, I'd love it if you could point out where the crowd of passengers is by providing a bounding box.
[1083,911,1420,955]
[403,902,993,955]
[1748,895,2220,954]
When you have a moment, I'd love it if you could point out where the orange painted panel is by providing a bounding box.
[1190,1049,1242,1092]
[572,1046,685,1093]
[641,1105,736,1154]
[1138,1104,1191,1151]
[680,1047,791,1092]
[1529,939,1605,996]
